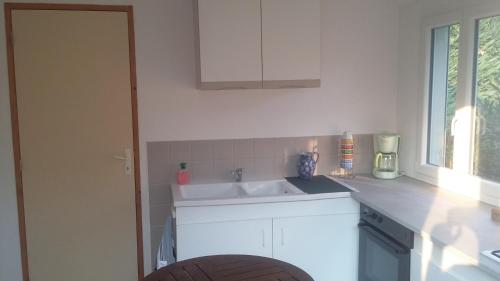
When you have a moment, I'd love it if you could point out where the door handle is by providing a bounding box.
[261,230,265,248]
[280,228,285,246]
[477,115,486,136]
[113,148,132,175]
[451,115,459,136]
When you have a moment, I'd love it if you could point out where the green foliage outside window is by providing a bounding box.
[474,16,500,182]
[444,24,460,169]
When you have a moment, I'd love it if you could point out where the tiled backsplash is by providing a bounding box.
[147,134,373,265]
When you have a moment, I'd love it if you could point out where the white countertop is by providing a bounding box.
[334,175,500,276]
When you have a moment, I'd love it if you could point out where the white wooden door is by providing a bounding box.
[11,9,139,281]
[197,0,262,88]
[176,219,272,260]
[261,0,321,87]
[273,215,359,281]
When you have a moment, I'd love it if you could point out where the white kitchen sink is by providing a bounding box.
[179,183,245,200]
[177,180,302,200]
[171,178,351,207]
[240,180,303,197]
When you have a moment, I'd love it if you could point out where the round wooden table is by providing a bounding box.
[145,255,314,281]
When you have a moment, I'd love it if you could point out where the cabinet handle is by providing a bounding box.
[170,206,176,219]
[279,85,305,89]
[281,228,285,246]
[219,87,247,90]
[261,230,265,248]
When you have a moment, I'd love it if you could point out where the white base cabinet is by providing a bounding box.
[273,214,359,281]
[411,251,460,281]
[174,198,359,281]
[177,219,273,259]
[410,236,498,281]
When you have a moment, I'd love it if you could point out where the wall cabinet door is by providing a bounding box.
[261,0,321,88]
[176,219,272,260]
[197,0,262,89]
[272,214,359,281]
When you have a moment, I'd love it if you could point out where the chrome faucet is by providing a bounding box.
[232,168,244,182]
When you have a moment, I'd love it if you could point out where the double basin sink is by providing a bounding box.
[172,180,306,206]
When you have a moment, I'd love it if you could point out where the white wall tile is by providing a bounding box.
[191,161,214,181]
[316,153,337,176]
[147,142,170,185]
[254,157,276,180]
[295,137,317,154]
[285,155,300,177]
[213,140,234,160]
[253,138,276,158]
[274,138,298,159]
[317,135,337,155]
[190,141,214,161]
[234,139,253,159]
[168,141,190,164]
[213,159,235,181]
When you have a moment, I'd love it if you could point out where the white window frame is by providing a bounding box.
[415,3,500,206]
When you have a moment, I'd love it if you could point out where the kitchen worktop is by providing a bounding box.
[334,175,500,277]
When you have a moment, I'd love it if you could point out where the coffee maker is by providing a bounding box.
[373,133,400,179]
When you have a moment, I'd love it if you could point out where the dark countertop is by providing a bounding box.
[286,175,352,194]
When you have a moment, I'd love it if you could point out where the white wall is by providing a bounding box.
[139,0,400,142]
[0,0,400,278]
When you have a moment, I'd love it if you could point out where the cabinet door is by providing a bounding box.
[197,0,262,89]
[261,0,321,88]
[273,214,359,281]
[411,251,459,281]
[410,251,497,281]
[177,219,272,261]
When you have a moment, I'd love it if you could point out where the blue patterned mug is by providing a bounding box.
[297,152,320,180]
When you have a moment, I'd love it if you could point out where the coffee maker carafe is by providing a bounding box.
[373,134,400,179]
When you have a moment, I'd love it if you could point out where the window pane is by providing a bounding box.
[473,16,500,182]
[427,24,460,168]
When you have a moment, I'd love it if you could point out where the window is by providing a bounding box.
[423,11,500,187]
[472,15,500,183]
[427,24,460,168]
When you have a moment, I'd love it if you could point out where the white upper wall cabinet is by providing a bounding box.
[196,0,321,90]
[197,0,262,89]
[261,0,321,88]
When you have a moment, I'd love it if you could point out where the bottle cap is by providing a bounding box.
[343,131,353,139]
[180,162,187,170]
